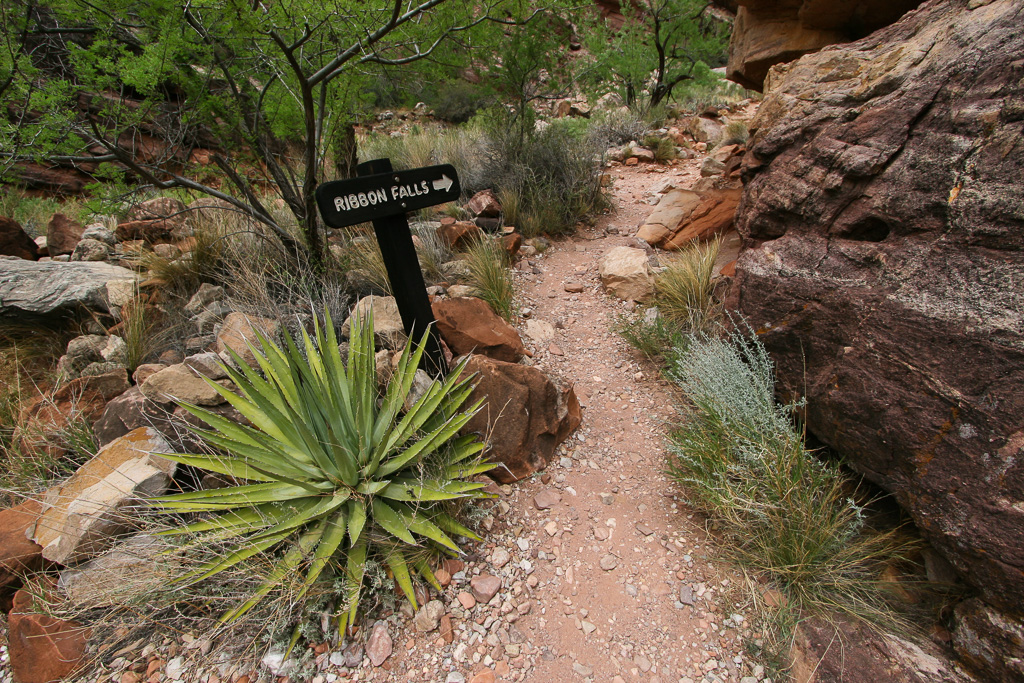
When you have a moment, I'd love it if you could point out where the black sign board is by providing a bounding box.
[315,158,458,377]
[315,164,461,229]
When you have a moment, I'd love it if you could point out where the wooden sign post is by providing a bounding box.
[315,158,461,376]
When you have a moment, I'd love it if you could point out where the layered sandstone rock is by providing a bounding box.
[726,0,924,90]
[729,0,1024,677]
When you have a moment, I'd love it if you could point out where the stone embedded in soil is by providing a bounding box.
[491,547,511,568]
[533,489,561,510]
[679,584,695,606]
[600,554,619,571]
[439,614,455,644]
[470,574,501,603]
[457,591,477,609]
[365,620,393,667]
[413,599,445,632]
[470,669,496,683]
[563,281,585,293]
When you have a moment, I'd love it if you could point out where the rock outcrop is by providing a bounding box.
[8,583,90,683]
[729,1,1024,677]
[790,614,971,683]
[0,217,39,260]
[598,247,654,302]
[727,0,925,90]
[0,260,138,320]
[637,187,743,250]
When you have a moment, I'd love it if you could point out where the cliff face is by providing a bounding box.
[729,0,1024,678]
[726,0,924,89]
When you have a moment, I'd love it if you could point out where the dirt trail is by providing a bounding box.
[493,161,761,683]
[376,154,766,683]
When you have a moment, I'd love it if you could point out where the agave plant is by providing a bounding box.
[155,311,492,630]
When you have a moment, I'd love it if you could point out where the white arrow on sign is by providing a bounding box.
[432,174,454,192]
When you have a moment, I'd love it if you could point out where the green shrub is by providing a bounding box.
[465,236,515,321]
[655,237,721,333]
[429,81,492,123]
[666,329,914,626]
[588,109,649,148]
[643,134,677,164]
[156,312,492,628]
[721,120,750,146]
[614,311,686,363]
[481,113,606,236]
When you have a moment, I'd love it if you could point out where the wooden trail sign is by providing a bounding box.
[316,163,460,229]
[315,159,457,376]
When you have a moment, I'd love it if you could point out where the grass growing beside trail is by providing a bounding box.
[465,235,515,321]
[665,327,918,668]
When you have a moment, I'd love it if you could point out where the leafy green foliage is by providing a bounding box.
[583,0,729,112]
[156,311,492,628]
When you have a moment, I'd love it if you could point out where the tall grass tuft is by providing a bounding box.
[465,236,515,321]
[344,233,393,296]
[412,224,454,286]
[666,328,915,627]
[655,237,721,334]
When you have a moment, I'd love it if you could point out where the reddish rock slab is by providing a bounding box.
[8,585,90,683]
[0,217,39,260]
[0,500,44,611]
[465,189,501,218]
[726,0,923,91]
[501,232,522,259]
[114,220,175,244]
[460,356,580,483]
[365,620,393,667]
[790,613,968,683]
[432,298,525,363]
[45,213,85,256]
[437,221,482,251]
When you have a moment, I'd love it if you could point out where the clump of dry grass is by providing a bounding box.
[655,237,722,334]
[666,327,919,632]
[465,236,515,321]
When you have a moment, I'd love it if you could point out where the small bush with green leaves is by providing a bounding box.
[666,328,913,626]
[156,311,492,630]
[429,81,492,123]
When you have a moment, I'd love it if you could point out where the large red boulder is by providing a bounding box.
[0,500,44,611]
[729,1,1024,678]
[0,217,39,260]
[432,298,525,362]
[45,213,85,256]
[461,356,581,483]
[8,583,90,683]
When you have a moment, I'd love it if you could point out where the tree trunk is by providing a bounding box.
[332,122,359,180]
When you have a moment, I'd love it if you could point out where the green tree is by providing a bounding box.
[0,0,544,270]
[585,0,729,112]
